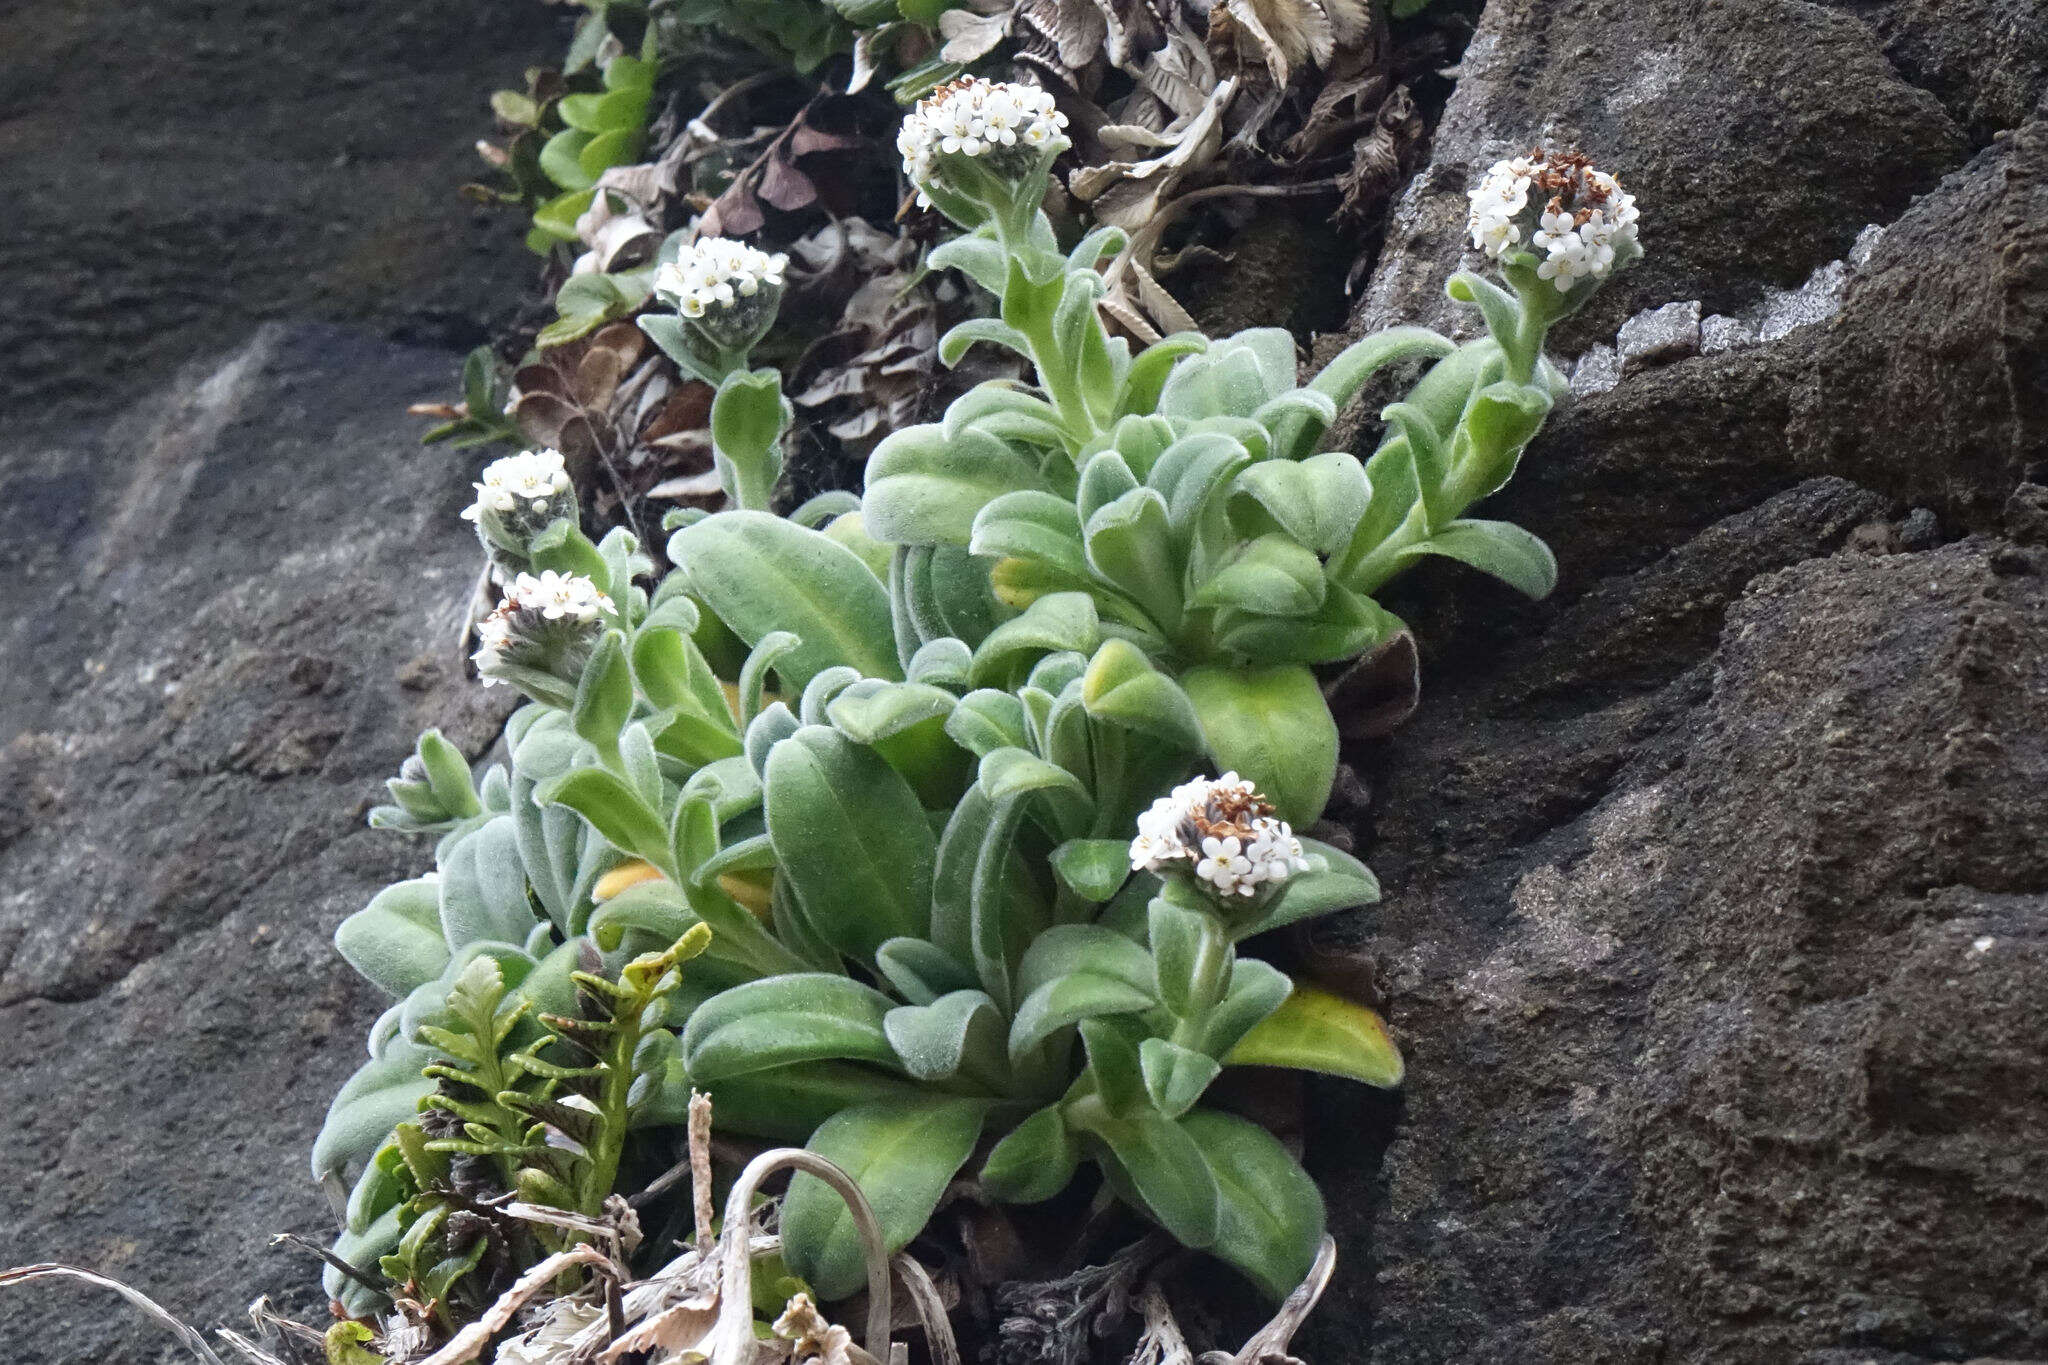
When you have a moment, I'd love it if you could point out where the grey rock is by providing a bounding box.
[1755,258,1850,343]
[1790,122,2048,529]
[1616,300,1701,371]
[1698,312,1756,353]
[0,325,508,1363]
[0,0,557,429]
[1312,515,2048,1363]
[1900,505,1943,550]
[1848,222,1889,269]
[1569,345,1622,396]
[1352,0,1969,350]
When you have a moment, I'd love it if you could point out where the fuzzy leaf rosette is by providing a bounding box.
[1467,149,1642,313]
[472,569,615,707]
[897,77,1070,232]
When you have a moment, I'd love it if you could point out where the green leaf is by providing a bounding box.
[1073,1101,1220,1247]
[539,128,597,190]
[682,975,900,1080]
[711,367,787,504]
[884,989,1008,1083]
[672,511,900,689]
[1232,452,1372,557]
[874,937,978,1006]
[1225,981,1403,1087]
[939,317,1033,367]
[1084,487,1178,629]
[1180,1109,1325,1301]
[1304,326,1456,440]
[414,729,481,820]
[1146,896,1215,1019]
[945,689,1031,757]
[335,877,449,1000]
[825,680,958,746]
[1212,582,1402,667]
[971,490,1088,581]
[572,630,634,754]
[1116,335,1208,417]
[1140,1039,1222,1118]
[1188,535,1327,616]
[1232,838,1380,939]
[1400,519,1558,599]
[765,726,936,959]
[1078,637,1205,752]
[1015,924,1159,999]
[1050,839,1133,903]
[1196,958,1292,1059]
[969,592,1099,688]
[1009,972,1156,1057]
[784,1098,988,1300]
[865,424,1046,547]
[1179,663,1339,828]
[542,767,672,873]
[312,1041,437,1183]
[979,1102,1081,1203]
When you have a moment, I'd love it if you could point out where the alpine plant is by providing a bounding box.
[311,96,1642,1340]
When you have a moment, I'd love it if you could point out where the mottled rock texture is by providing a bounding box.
[1302,3,2048,1360]
[0,326,508,1364]
[0,0,559,425]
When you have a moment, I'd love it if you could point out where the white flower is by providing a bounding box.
[1129,772,1311,899]
[653,236,790,323]
[897,77,1070,205]
[471,571,614,686]
[461,448,572,524]
[1465,149,1643,289]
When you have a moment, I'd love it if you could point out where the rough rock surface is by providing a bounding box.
[0,325,507,1363]
[0,0,560,425]
[1303,4,2048,1359]
[1350,0,2041,350]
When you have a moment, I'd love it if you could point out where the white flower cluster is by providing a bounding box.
[653,236,788,320]
[897,77,1070,202]
[472,570,614,683]
[461,448,572,524]
[1467,150,1641,292]
[1129,772,1311,899]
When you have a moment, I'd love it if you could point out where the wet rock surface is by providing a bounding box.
[0,325,509,1363]
[1308,3,2048,1358]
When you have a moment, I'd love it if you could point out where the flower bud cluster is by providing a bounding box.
[897,77,1070,207]
[472,569,614,687]
[1467,149,1641,292]
[1129,772,1311,899]
[461,448,575,554]
[653,237,789,321]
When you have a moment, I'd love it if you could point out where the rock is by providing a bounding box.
[1615,300,1700,371]
[0,0,557,428]
[1313,8,2048,1356]
[1790,122,2048,529]
[1312,527,2048,1364]
[1353,0,1971,349]
[0,325,508,1363]
[1699,312,1756,354]
[1569,344,1621,396]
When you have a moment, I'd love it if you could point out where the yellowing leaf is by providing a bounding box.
[1225,981,1402,1087]
[593,860,666,903]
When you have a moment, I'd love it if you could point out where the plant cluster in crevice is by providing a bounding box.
[302,117,1640,1362]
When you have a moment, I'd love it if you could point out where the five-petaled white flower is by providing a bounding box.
[471,570,614,685]
[1130,772,1311,899]
[462,448,572,523]
[1466,149,1642,291]
[897,77,1070,206]
[653,236,788,321]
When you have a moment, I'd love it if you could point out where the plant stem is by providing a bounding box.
[1169,908,1233,1049]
